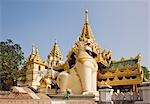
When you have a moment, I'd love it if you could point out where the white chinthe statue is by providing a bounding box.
[56,40,98,94]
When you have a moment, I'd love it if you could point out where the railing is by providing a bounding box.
[112,92,142,102]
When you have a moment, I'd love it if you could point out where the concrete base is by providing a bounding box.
[135,101,148,104]
[47,94,95,99]
[48,94,96,104]
[99,102,113,104]
[51,99,96,104]
[93,91,99,101]
[137,82,150,104]
[99,88,113,104]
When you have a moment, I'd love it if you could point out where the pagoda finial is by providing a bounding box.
[54,39,57,44]
[36,46,39,53]
[85,9,89,24]
[32,44,36,54]
[35,46,41,60]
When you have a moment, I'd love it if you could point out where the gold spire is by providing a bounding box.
[32,44,36,54]
[50,39,62,58]
[28,44,37,61]
[47,40,63,68]
[35,46,40,60]
[79,9,94,40]
[85,9,88,24]
[70,9,100,56]
[26,45,45,65]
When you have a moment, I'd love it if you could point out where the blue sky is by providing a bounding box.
[1,0,150,68]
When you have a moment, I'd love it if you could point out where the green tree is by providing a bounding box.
[142,66,149,81]
[0,39,25,90]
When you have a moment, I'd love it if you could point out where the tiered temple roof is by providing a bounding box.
[47,40,63,68]
[98,54,143,87]
[25,44,46,66]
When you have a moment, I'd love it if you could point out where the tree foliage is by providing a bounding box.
[0,39,25,86]
[142,66,149,81]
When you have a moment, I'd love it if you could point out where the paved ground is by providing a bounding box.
[0,87,97,104]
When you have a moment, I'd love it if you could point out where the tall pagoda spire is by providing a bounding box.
[78,9,94,40]
[70,9,100,55]
[47,40,63,68]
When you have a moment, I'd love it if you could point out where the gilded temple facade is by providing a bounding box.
[24,9,144,93]
[25,45,47,88]
[98,54,143,92]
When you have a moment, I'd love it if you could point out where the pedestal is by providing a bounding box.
[140,82,150,103]
[135,82,150,104]
[99,88,113,104]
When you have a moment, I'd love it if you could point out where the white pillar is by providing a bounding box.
[135,82,150,104]
[140,83,150,103]
[99,88,114,104]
